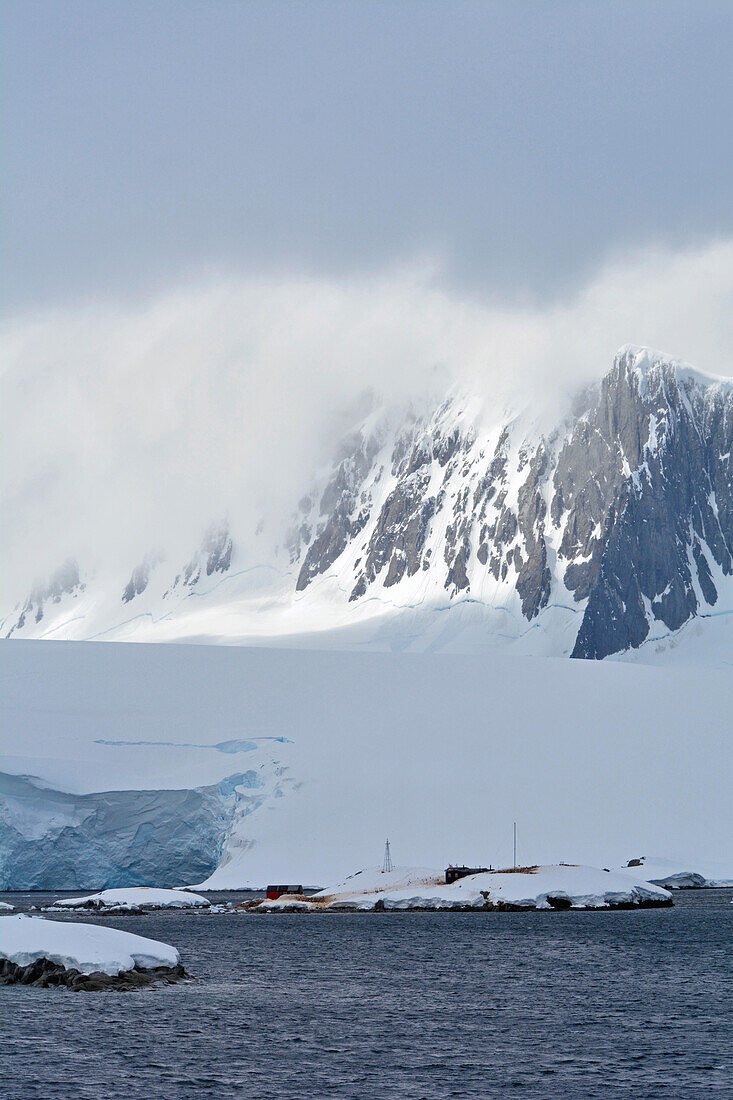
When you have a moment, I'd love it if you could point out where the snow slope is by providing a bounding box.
[260,864,671,910]
[0,914,179,975]
[1,638,730,889]
[315,866,443,899]
[614,856,733,889]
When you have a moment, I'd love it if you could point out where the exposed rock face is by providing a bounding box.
[351,467,435,599]
[295,429,381,591]
[176,521,233,589]
[122,563,150,603]
[567,351,733,657]
[122,554,163,603]
[4,560,83,637]
[0,956,186,991]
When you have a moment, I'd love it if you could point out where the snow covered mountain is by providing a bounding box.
[3,345,732,890]
[4,346,732,664]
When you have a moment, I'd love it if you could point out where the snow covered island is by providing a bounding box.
[47,887,210,914]
[256,865,673,912]
[0,914,184,990]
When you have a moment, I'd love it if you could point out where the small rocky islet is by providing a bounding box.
[0,913,185,991]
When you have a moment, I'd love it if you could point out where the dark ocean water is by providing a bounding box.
[1,889,732,1099]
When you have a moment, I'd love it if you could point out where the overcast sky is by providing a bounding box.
[4,0,733,312]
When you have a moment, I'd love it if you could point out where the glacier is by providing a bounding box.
[0,771,249,891]
[1,637,730,890]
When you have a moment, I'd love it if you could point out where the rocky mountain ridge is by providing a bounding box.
[286,345,732,659]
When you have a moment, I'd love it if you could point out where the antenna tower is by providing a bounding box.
[382,838,393,873]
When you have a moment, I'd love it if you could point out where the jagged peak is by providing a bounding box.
[613,344,733,392]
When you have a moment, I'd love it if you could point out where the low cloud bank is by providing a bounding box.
[2,238,731,602]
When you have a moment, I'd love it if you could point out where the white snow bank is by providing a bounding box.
[50,887,210,912]
[317,866,444,897]
[0,901,14,911]
[259,864,671,911]
[0,914,179,975]
[615,856,733,889]
[257,897,313,912]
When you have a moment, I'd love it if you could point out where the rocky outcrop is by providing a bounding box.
[295,429,381,591]
[177,522,233,588]
[122,553,163,603]
[0,956,186,991]
[351,469,436,599]
[4,559,83,637]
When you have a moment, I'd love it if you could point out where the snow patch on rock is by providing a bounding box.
[0,914,180,975]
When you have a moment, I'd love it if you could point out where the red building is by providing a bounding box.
[266,884,304,901]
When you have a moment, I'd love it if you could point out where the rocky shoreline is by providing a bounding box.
[252,896,675,913]
[0,955,186,991]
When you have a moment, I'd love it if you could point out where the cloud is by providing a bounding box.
[2,238,732,603]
